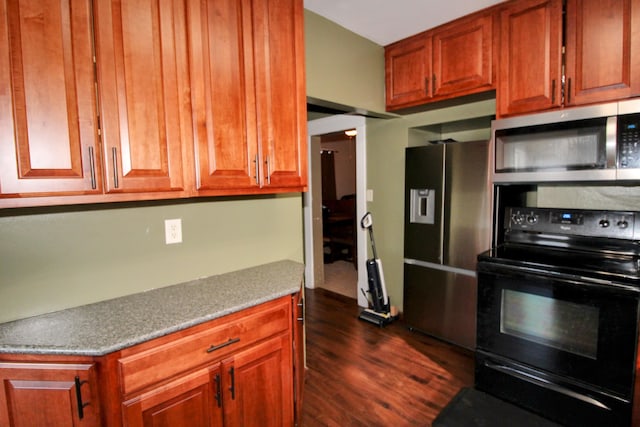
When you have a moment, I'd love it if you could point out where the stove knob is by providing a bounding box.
[599,219,610,228]
[617,220,629,229]
[526,215,537,224]
[512,214,524,225]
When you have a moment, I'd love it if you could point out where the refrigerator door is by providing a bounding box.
[444,140,491,270]
[404,145,445,263]
[403,263,477,349]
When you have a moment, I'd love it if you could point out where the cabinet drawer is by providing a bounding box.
[118,298,291,395]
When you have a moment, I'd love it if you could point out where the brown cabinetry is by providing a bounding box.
[0,360,100,426]
[93,0,190,195]
[565,0,639,106]
[0,0,102,198]
[117,296,295,427]
[497,0,563,117]
[385,11,496,111]
[498,0,639,117]
[0,0,306,208]
[188,0,307,194]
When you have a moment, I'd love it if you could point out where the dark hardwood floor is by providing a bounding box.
[300,288,474,426]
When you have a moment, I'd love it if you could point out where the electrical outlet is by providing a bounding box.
[165,218,182,244]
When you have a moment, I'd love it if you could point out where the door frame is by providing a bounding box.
[304,115,368,308]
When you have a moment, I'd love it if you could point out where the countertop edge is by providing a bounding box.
[0,260,304,357]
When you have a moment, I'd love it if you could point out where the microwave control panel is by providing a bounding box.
[618,113,640,169]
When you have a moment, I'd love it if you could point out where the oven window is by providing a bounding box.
[500,290,599,359]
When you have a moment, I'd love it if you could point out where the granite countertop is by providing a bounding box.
[0,260,304,357]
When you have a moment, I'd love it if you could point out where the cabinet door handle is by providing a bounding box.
[111,147,119,188]
[88,146,96,189]
[551,79,556,104]
[253,154,259,185]
[214,373,222,408]
[206,337,240,353]
[265,156,271,185]
[74,376,89,420]
[567,77,572,104]
[229,367,236,400]
[432,74,436,94]
[297,301,304,322]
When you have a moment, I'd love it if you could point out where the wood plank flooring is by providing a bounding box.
[300,288,474,426]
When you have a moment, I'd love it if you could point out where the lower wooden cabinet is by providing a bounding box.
[0,294,301,427]
[0,361,101,427]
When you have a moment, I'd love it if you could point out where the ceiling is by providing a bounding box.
[304,0,504,46]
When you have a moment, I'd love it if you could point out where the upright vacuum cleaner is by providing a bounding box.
[358,212,394,327]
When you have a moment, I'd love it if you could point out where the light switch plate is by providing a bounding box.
[165,218,182,244]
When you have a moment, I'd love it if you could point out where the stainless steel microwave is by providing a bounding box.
[491,98,640,183]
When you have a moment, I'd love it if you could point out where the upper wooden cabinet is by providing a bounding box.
[189,0,307,194]
[497,0,563,117]
[0,0,102,197]
[385,34,432,109]
[93,0,190,195]
[385,10,496,112]
[498,0,640,117]
[0,0,306,208]
[432,13,495,98]
[564,0,639,106]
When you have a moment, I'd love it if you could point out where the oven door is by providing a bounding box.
[477,261,639,398]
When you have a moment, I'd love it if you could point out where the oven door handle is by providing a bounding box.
[484,360,612,411]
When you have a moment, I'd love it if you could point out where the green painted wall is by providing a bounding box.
[0,195,303,323]
[304,10,386,114]
[364,100,495,312]
[304,8,498,312]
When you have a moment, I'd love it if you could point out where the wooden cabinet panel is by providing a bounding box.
[252,0,307,190]
[497,0,563,117]
[433,13,494,97]
[188,0,258,191]
[565,0,637,106]
[222,334,293,427]
[190,0,307,193]
[0,362,100,427]
[122,367,221,427]
[118,297,290,396]
[292,291,304,426]
[385,34,432,109]
[94,0,189,194]
[0,0,101,197]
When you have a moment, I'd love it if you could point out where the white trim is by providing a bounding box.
[305,115,368,308]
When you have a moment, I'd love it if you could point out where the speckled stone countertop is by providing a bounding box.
[0,260,304,357]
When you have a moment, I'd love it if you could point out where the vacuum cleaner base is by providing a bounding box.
[358,308,393,327]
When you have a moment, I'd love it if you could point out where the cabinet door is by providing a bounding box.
[188,0,259,192]
[93,0,188,194]
[0,0,101,197]
[252,0,307,191]
[0,362,100,427]
[292,292,305,426]
[122,367,222,427]
[432,13,494,97]
[497,0,563,117]
[222,334,293,427]
[385,34,432,110]
[565,0,638,106]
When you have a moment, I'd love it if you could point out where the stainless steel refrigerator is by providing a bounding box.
[403,140,491,349]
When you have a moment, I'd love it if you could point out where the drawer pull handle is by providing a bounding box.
[206,337,240,353]
[74,376,90,419]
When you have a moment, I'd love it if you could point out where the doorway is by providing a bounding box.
[304,115,368,308]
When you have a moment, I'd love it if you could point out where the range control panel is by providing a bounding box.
[506,207,639,240]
